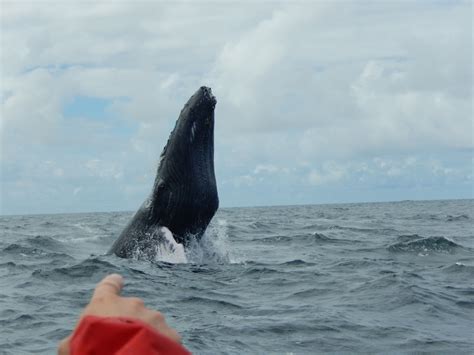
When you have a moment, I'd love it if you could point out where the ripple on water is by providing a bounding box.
[446,214,469,222]
[278,259,316,266]
[1,200,473,354]
[179,296,243,310]
[388,236,465,254]
[256,232,352,245]
[31,257,120,281]
[442,262,474,275]
[25,235,63,249]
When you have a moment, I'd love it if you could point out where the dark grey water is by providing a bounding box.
[1,199,473,354]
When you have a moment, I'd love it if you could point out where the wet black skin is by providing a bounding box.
[109,87,219,258]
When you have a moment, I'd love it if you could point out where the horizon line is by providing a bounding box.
[1,197,472,217]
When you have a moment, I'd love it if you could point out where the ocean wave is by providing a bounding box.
[3,243,49,257]
[349,280,453,314]
[0,314,35,327]
[299,222,382,233]
[278,259,316,266]
[0,261,30,272]
[442,262,474,276]
[248,221,274,231]
[243,266,280,276]
[395,234,423,243]
[326,224,396,234]
[2,201,474,354]
[25,235,62,250]
[330,259,379,269]
[2,243,74,263]
[446,214,470,222]
[253,320,334,336]
[388,236,464,254]
[456,300,474,309]
[257,232,350,245]
[72,222,106,235]
[332,207,350,211]
[39,221,56,227]
[349,274,401,294]
[444,285,474,297]
[299,223,324,230]
[406,213,443,221]
[289,287,333,299]
[32,258,119,281]
[405,213,470,222]
[179,296,242,309]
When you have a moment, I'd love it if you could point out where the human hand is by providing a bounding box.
[58,274,181,354]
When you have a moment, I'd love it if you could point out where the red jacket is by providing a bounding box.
[70,315,191,355]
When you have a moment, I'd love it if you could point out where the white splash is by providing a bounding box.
[69,223,103,242]
[130,221,235,264]
[153,226,188,264]
[185,219,235,264]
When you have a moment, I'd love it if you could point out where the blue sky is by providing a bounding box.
[1,1,472,215]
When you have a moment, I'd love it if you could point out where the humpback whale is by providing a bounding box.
[109,86,219,259]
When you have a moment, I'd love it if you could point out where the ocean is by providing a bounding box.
[0,199,473,354]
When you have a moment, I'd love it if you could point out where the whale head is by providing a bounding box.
[149,86,219,245]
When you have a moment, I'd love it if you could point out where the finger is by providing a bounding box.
[92,274,124,299]
[147,312,182,343]
[157,327,182,343]
[58,335,71,355]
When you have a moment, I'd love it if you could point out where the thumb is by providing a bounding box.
[92,274,124,299]
[57,335,71,355]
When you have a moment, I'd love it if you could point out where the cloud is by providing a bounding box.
[85,159,123,180]
[253,164,280,175]
[308,163,347,186]
[1,1,472,214]
[73,187,82,196]
[206,1,472,181]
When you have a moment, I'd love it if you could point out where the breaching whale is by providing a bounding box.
[109,86,219,259]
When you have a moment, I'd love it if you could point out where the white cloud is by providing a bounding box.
[308,164,347,186]
[85,159,123,180]
[0,1,472,214]
[253,164,279,175]
[227,174,256,188]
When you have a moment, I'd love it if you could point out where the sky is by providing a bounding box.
[1,0,472,215]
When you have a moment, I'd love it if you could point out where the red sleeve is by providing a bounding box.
[70,315,191,355]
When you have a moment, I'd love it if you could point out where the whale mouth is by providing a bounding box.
[159,86,216,158]
[200,86,216,105]
[190,86,216,114]
[181,86,216,138]
[157,85,217,181]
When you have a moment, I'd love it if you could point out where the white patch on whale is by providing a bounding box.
[153,226,188,264]
[129,226,187,263]
[190,121,197,142]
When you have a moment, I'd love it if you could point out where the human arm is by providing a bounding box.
[58,274,190,355]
